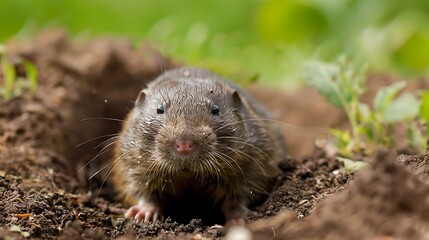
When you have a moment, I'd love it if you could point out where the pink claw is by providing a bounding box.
[125,202,162,223]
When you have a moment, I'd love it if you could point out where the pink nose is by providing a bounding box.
[173,139,195,155]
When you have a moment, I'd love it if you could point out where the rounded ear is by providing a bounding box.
[232,90,251,115]
[232,90,250,132]
[232,91,244,113]
[135,90,147,107]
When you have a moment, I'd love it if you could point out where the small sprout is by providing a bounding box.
[1,57,16,99]
[23,60,38,92]
[0,45,39,102]
[336,157,368,172]
[374,81,407,115]
[420,91,429,136]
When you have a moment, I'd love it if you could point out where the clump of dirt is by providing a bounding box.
[1,30,429,240]
[250,151,429,240]
[261,153,352,219]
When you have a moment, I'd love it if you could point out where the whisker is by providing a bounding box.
[93,136,120,150]
[204,153,222,186]
[197,161,208,184]
[211,151,241,183]
[80,117,125,122]
[94,148,141,198]
[89,148,138,180]
[215,118,329,138]
[79,139,119,172]
[197,161,205,183]
[144,152,167,188]
[217,136,272,162]
[75,133,119,148]
[220,146,268,180]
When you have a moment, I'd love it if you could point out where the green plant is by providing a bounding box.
[0,44,38,101]
[420,90,429,142]
[336,157,368,172]
[304,56,427,157]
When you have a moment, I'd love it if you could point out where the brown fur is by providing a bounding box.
[111,67,285,219]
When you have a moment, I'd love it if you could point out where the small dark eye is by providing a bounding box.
[211,104,220,115]
[157,104,165,114]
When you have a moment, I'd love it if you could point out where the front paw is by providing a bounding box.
[125,201,162,223]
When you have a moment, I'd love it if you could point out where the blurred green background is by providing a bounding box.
[1,0,429,88]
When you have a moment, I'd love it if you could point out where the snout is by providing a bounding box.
[172,138,198,156]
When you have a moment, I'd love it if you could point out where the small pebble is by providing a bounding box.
[225,226,252,240]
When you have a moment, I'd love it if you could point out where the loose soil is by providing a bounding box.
[0,30,428,240]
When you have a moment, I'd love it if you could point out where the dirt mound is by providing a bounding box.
[0,30,176,239]
[251,151,429,240]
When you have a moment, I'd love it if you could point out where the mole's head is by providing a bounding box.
[120,68,250,182]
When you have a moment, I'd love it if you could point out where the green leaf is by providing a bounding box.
[303,60,343,108]
[23,60,38,92]
[1,58,16,99]
[373,81,406,114]
[336,157,368,172]
[405,123,426,152]
[359,122,375,141]
[330,128,351,156]
[336,56,367,96]
[420,90,429,121]
[383,92,420,123]
[358,103,370,120]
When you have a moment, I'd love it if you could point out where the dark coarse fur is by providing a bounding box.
[112,67,285,221]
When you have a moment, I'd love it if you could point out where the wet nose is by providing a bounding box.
[173,139,195,155]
